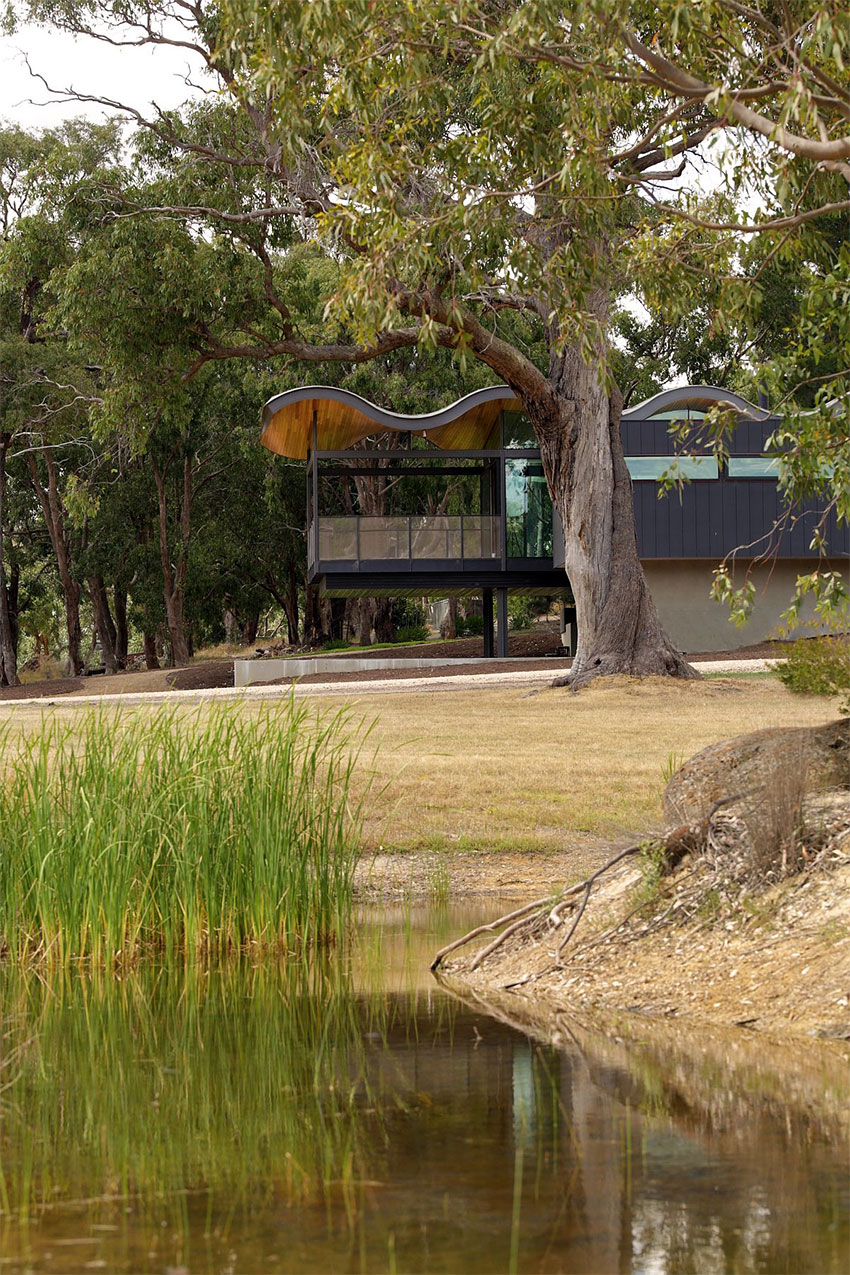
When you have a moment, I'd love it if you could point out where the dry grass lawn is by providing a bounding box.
[1,673,840,856]
[352,676,840,852]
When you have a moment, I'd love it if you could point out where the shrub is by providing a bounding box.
[391,598,427,630]
[395,624,429,644]
[456,614,483,637]
[773,636,850,709]
[508,597,534,630]
[322,638,351,651]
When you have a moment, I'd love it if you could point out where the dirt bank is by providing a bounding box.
[433,720,850,1044]
[437,855,850,1041]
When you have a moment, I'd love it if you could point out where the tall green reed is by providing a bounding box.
[0,699,371,964]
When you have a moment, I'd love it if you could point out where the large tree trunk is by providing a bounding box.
[533,353,696,689]
[350,596,373,646]
[241,612,259,646]
[88,575,119,674]
[0,433,20,687]
[26,447,84,676]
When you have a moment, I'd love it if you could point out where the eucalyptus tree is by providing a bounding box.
[7,0,701,682]
[22,1,849,679]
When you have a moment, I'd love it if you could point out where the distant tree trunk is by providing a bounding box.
[286,554,300,644]
[223,607,238,643]
[26,446,83,676]
[374,598,394,643]
[7,560,19,658]
[113,583,128,668]
[143,630,161,670]
[152,453,191,667]
[304,581,328,645]
[241,613,259,645]
[348,596,373,645]
[88,575,119,674]
[0,433,20,687]
[441,597,458,640]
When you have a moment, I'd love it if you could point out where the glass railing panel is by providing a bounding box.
[463,516,500,558]
[358,517,410,560]
[318,517,357,560]
[411,516,462,560]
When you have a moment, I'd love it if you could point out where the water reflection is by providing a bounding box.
[0,906,845,1273]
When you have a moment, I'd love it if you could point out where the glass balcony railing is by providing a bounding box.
[316,515,501,563]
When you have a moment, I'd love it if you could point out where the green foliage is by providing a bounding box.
[507,597,534,631]
[395,624,429,644]
[456,614,484,638]
[391,598,426,630]
[772,636,850,711]
[661,752,686,785]
[0,702,370,964]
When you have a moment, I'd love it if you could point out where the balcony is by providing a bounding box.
[312,514,501,570]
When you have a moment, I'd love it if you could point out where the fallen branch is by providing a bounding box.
[429,895,552,971]
[431,840,658,972]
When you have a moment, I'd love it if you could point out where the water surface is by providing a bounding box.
[0,903,846,1273]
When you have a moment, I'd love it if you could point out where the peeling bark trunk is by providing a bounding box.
[531,338,696,688]
[88,575,119,674]
[26,447,83,676]
[441,597,458,640]
[0,433,20,686]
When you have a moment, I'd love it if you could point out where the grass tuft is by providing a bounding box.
[0,699,370,965]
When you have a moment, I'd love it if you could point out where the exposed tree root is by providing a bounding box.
[431,837,668,973]
[432,783,850,989]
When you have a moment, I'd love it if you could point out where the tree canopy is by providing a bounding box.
[2,0,850,680]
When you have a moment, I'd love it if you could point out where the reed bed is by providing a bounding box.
[0,700,370,964]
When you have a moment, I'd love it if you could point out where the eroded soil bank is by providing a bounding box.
[438,858,850,1040]
[429,718,850,1045]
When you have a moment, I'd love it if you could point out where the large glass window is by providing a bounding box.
[626,456,719,481]
[505,459,552,558]
[727,456,780,478]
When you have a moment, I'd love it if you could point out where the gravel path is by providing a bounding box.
[0,658,777,710]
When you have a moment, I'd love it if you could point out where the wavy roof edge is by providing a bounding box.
[260,382,774,460]
[622,385,771,421]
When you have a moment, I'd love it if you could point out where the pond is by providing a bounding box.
[0,902,847,1273]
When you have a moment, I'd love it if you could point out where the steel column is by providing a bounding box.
[496,587,509,658]
[483,588,494,658]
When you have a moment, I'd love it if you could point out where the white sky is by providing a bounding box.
[0,22,205,130]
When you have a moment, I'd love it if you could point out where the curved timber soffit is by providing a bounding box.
[260,382,772,460]
[260,384,520,459]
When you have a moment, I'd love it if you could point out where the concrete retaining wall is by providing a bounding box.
[233,654,526,687]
